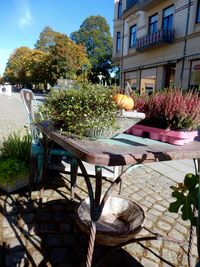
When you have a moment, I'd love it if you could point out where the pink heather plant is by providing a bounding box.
[133,89,200,130]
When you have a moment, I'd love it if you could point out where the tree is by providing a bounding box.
[4,29,90,88]
[47,33,90,85]
[4,47,32,86]
[35,26,57,52]
[70,15,113,83]
[28,49,49,87]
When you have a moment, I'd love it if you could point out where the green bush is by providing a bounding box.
[41,83,119,136]
[0,131,31,185]
[0,158,28,186]
[0,131,32,164]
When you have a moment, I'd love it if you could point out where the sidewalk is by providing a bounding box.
[0,92,198,266]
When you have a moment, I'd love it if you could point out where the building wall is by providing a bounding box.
[113,0,200,92]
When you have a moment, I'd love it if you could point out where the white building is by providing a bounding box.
[113,0,200,93]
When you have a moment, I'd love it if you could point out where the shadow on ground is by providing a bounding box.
[0,173,144,267]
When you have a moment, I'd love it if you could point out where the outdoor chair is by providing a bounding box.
[20,89,120,199]
[20,89,72,197]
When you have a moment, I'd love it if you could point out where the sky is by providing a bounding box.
[0,0,114,76]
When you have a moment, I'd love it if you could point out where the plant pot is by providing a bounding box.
[85,111,145,139]
[129,124,198,146]
[0,175,29,193]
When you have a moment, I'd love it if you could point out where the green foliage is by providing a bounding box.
[4,28,90,88]
[4,46,32,85]
[34,26,57,52]
[70,15,113,83]
[0,158,28,186]
[0,131,31,164]
[0,131,31,185]
[47,33,91,85]
[41,84,119,136]
[169,173,199,226]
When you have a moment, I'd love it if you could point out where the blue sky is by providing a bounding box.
[0,0,114,75]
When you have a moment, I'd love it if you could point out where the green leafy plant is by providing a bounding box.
[0,131,31,186]
[0,158,28,186]
[0,131,31,163]
[41,83,119,137]
[169,173,199,226]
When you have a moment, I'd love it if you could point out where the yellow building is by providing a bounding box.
[113,0,200,94]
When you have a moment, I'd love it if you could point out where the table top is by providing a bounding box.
[38,122,200,166]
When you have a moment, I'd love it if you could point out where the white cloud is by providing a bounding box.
[16,0,32,29]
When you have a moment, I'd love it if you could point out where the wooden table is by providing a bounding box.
[38,121,200,267]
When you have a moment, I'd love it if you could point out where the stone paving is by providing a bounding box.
[0,93,29,143]
[0,92,198,266]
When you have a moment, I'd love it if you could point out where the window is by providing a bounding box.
[163,5,173,31]
[190,60,200,89]
[129,25,137,48]
[116,32,121,52]
[197,0,200,23]
[149,14,158,33]
[118,0,122,19]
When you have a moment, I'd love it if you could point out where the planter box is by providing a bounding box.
[0,176,29,193]
[126,124,198,146]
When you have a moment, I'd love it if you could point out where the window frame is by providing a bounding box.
[149,13,158,34]
[116,31,121,52]
[129,24,137,48]
[118,0,122,19]
[196,0,200,23]
[162,5,174,31]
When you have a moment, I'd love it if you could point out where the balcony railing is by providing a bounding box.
[139,0,161,10]
[126,0,140,10]
[136,29,174,51]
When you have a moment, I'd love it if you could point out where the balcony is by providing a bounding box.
[126,0,140,10]
[136,29,174,51]
[139,0,162,11]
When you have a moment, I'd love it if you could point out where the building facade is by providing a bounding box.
[113,0,200,94]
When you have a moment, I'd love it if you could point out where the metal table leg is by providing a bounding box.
[75,160,137,267]
[70,158,78,200]
[39,135,49,199]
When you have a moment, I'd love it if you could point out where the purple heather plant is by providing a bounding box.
[133,89,200,130]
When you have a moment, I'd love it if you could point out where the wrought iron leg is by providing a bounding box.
[75,160,139,267]
[86,221,97,267]
[39,135,49,199]
[70,158,78,200]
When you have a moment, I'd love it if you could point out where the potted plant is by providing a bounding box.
[0,131,31,192]
[128,89,200,145]
[40,83,143,139]
[169,171,200,266]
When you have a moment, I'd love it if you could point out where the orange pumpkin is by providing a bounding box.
[113,93,134,111]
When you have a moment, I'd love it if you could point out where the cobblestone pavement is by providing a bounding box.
[0,93,29,143]
[0,92,198,266]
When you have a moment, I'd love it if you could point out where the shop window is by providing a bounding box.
[149,13,158,34]
[125,71,137,91]
[190,60,200,89]
[165,64,176,88]
[129,25,137,48]
[163,5,173,31]
[140,68,156,95]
